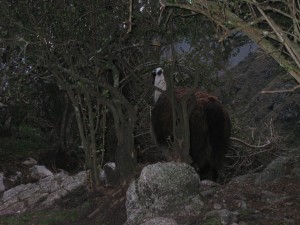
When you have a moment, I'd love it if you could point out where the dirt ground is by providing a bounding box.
[56,186,129,225]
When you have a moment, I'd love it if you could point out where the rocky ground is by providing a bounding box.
[0,158,299,225]
[56,160,300,225]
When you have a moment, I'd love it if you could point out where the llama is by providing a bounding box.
[151,68,231,181]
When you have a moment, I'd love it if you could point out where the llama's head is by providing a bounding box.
[152,67,166,103]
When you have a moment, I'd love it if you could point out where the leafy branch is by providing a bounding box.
[160,0,300,84]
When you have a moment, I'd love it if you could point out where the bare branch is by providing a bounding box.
[127,0,133,34]
[261,85,300,93]
[230,137,271,148]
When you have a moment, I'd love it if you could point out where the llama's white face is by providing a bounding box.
[152,67,166,103]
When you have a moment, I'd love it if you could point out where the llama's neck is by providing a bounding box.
[154,74,166,103]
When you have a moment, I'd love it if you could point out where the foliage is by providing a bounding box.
[0,125,47,159]
[161,0,300,86]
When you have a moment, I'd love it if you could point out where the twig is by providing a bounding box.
[88,208,99,218]
[230,137,271,148]
[127,0,133,34]
[134,131,151,138]
[261,85,300,94]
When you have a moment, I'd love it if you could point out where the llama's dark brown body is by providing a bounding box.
[151,88,231,181]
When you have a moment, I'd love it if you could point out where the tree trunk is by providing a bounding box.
[115,122,137,186]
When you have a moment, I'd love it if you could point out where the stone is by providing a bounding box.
[199,179,220,198]
[0,102,6,108]
[26,193,48,208]
[18,184,41,201]
[125,162,203,225]
[38,175,60,193]
[0,170,88,216]
[103,162,118,186]
[61,171,87,192]
[30,165,53,180]
[204,209,238,225]
[261,190,290,204]
[7,171,22,183]
[235,200,247,209]
[0,201,26,216]
[2,184,28,202]
[0,173,5,192]
[139,217,179,225]
[99,168,106,183]
[22,157,38,166]
[291,166,300,178]
[199,179,220,190]
[229,173,258,185]
[255,156,291,184]
[40,189,68,209]
[213,203,222,210]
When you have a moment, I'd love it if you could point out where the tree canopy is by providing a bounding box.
[161,0,300,86]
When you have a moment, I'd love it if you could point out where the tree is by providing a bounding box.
[160,0,300,86]
[0,0,147,188]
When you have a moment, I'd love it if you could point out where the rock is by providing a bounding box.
[8,171,22,183]
[204,209,238,225]
[235,200,247,209]
[213,203,222,210]
[29,165,53,180]
[125,162,204,225]
[99,163,119,186]
[61,171,87,192]
[0,173,5,192]
[22,157,38,166]
[99,168,106,183]
[0,170,88,216]
[255,156,291,184]
[1,184,28,202]
[139,217,179,225]
[199,179,220,198]
[199,179,220,190]
[103,162,118,186]
[291,165,300,178]
[0,102,6,108]
[229,173,258,185]
[0,201,26,216]
[261,190,290,204]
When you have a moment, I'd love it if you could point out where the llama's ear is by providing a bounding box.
[152,70,156,85]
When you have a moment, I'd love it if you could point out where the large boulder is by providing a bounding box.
[125,162,204,225]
